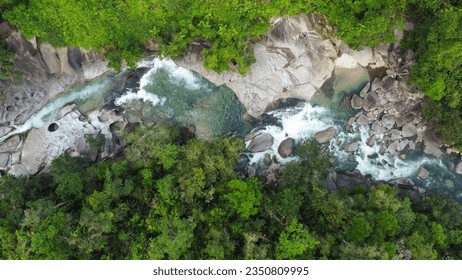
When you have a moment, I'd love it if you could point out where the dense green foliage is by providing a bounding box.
[1,124,461,260]
[403,1,462,149]
[2,1,461,149]
[2,0,409,72]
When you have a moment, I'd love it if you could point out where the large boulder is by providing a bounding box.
[363,91,380,111]
[247,132,274,153]
[344,142,359,152]
[422,129,444,148]
[356,114,369,126]
[174,14,338,117]
[350,95,364,110]
[278,138,295,158]
[417,166,429,180]
[381,114,396,129]
[314,127,335,144]
[401,123,417,138]
[1,25,110,127]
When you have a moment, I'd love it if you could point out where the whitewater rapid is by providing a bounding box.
[246,102,460,188]
[115,58,202,107]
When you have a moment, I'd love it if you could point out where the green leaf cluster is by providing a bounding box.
[1,125,461,260]
[2,0,411,72]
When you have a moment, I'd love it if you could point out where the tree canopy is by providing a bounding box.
[1,125,462,260]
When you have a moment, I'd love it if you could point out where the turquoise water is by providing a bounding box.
[115,58,251,139]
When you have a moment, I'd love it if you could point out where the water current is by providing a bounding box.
[1,57,461,201]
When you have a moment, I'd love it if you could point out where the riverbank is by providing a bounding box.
[1,14,461,201]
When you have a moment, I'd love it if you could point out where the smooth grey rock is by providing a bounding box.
[417,166,429,180]
[387,142,397,155]
[401,123,417,138]
[346,116,356,127]
[344,142,359,152]
[314,127,335,144]
[247,133,274,153]
[8,164,29,176]
[366,135,375,147]
[0,135,22,153]
[245,131,261,142]
[359,82,370,98]
[1,25,110,127]
[423,144,443,158]
[371,121,386,135]
[174,14,338,117]
[390,129,401,141]
[0,153,11,168]
[397,139,409,152]
[350,95,364,110]
[381,76,396,91]
[356,114,369,126]
[422,129,444,148]
[396,113,414,126]
[371,77,382,92]
[363,91,380,111]
[381,114,396,129]
[278,138,295,158]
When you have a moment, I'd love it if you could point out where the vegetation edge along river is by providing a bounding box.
[0,1,461,259]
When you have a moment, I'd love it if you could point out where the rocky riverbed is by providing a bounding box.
[1,14,462,201]
[0,21,125,175]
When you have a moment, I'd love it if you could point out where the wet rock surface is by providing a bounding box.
[247,132,274,153]
[2,107,125,175]
[278,138,295,158]
[314,127,336,144]
[0,23,110,127]
[175,14,338,117]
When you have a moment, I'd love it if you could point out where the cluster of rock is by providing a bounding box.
[0,21,110,126]
[175,14,338,118]
[0,104,126,176]
[245,131,296,158]
[0,22,119,176]
[346,76,427,156]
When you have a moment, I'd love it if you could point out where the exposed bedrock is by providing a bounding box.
[0,22,111,126]
[175,14,389,118]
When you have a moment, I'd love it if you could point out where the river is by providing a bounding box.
[1,57,461,201]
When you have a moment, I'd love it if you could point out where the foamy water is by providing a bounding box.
[246,103,334,164]
[247,101,460,189]
[115,58,202,106]
[0,78,111,143]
